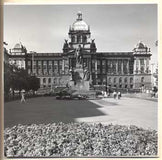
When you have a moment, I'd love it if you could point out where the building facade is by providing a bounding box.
[8,12,152,90]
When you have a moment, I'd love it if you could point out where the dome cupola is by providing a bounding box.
[133,41,150,54]
[136,41,145,49]
[71,12,89,31]
[14,42,23,49]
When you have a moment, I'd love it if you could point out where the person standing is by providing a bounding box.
[21,92,26,103]
[117,91,121,99]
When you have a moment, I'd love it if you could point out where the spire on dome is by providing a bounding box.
[77,11,82,21]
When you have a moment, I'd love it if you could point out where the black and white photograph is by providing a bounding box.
[3,4,158,157]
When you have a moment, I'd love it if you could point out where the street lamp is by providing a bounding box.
[51,72,54,92]
[151,63,155,74]
[31,51,36,76]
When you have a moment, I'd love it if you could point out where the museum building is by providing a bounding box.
[8,12,152,90]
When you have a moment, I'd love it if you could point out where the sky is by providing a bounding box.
[4,4,158,64]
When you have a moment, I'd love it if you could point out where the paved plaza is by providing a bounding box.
[4,96,157,130]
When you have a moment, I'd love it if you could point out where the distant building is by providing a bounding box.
[3,42,9,64]
[8,12,152,90]
[8,42,27,69]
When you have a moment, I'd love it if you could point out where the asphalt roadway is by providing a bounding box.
[4,96,157,130]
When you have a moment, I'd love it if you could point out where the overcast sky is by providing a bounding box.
[4,4,158,64]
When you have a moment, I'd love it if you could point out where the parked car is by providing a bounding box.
[95,90,103,98]
[71,94,87,100]
[56,90,72,100]
[55,89,88,100]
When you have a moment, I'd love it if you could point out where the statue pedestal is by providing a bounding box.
[69,80,89,91]
[68,63,90,91]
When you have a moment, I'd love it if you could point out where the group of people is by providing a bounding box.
[112,91,121,99]
[100,90,121,99]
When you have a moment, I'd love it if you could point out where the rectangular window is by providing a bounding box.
[33,61,36,65]
[49,61,52,65]
[33,69,36,74]
[102,60,106,65]
[49,70,52,75]
[48,61,52,69]
[97,68,100,74]
[44,70,47,75]
[140,59,144,65]
[38,69,42,75]
[28,69,31,74]
[59,61,62,65]
[102,68,106,74]
[97,60,101,66]
[92,59,95,71]
[43,61,47,69]
[38,61,41,65]
[54,61,58,65]
[118,60,122,74]
[112,61,116,74]
[28,61,31,66]
[43,66,47,69]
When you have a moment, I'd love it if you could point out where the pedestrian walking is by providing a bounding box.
[113,90,117,99]
[21,92,26,103]
[104,91,107,98]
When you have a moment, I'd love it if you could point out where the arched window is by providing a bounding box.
[119,77,122,83]
[130,77,133,83]
[109,77,111,83]
[114,77,116,83]
[43,78,46,83]
[141,77,144,83]
[124,77,127,83]
[77,35,81,43]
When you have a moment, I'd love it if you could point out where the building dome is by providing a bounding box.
[14,42,23,49]
[71,12,88,31]
[136,41,145,49]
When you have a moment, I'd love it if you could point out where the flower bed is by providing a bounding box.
[4,122,157,157]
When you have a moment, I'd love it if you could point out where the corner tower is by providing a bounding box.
[133,41,152,89]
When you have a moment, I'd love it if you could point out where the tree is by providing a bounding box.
[4,63,12,98]
[28,75,40,95]
[4,63,40,100]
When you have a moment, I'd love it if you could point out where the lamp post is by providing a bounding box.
[51,72,54,92]
[151,63,155,87]
[31,51,35,76]
[106,74,108,92]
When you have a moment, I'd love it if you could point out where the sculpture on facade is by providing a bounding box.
[75,45,82,65]
[63,39,69,53]
[83,68,90,81]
